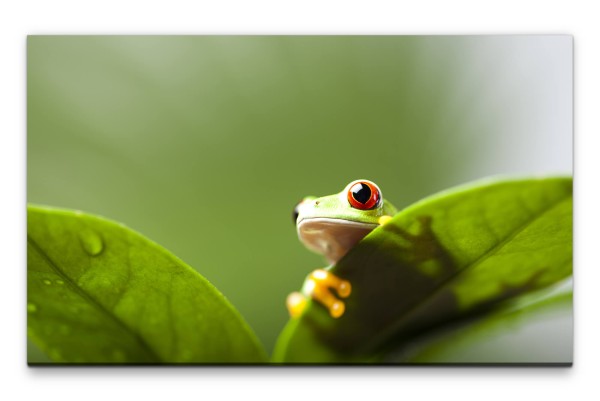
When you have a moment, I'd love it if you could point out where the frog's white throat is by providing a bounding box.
[297,217,378,265]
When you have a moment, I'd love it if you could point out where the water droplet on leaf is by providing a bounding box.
[79,229,104,256]
[27,303,37,313]
[43,279,52,285]
[56,279,64,285]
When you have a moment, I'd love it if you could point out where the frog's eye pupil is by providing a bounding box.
[347,181,381,210]
[351,184,372,204]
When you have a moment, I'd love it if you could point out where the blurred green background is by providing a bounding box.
[27,36,572,356]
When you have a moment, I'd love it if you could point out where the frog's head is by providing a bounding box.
[293,180,397,264]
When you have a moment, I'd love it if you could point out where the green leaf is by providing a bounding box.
[27,205,267,364]
[398,281,573,364]
[273,177,572,363]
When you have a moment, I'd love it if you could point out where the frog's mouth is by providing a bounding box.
[297,217,378,265]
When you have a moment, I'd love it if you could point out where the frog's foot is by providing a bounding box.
[286,270,352,319]
[286,291,308,318]
[306,269,352,318]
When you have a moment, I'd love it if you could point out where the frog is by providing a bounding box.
[287,179,398,319]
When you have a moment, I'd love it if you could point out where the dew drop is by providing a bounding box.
[55,279,64,285]
[79,229,104,256]
[43,279,52,285]
[27,303,37,313]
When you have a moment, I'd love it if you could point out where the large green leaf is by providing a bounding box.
[27,205,267,364]
[273,177,572,363]
[398,281,572,364]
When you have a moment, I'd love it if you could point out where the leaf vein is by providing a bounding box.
[27,235,163,362]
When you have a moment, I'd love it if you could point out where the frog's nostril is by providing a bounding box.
[315,201,320,206]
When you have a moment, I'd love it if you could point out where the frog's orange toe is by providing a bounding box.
[337,280,351,298]
[310,269,352,299]
[288,269,352,319]
[329,301,345,318]
[307,271,351,318]
[286,291,307,318]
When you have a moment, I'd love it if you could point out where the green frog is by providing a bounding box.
[288,180,398,318]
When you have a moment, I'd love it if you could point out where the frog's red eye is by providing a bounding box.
[347,181,381,210]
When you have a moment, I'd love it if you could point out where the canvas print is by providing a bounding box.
[27,35,573,365]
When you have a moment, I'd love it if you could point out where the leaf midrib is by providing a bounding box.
[27,234,162,362]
